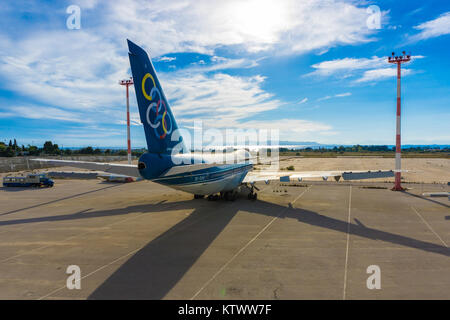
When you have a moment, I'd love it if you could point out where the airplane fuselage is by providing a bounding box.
[137,152,253,195]
[153,163,252,195]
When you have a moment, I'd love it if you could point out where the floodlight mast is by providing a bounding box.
[388,51,411,191]
[119,77,134,165]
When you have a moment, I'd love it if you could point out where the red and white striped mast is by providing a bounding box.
[119,77,134,165]
[388,51,410,191]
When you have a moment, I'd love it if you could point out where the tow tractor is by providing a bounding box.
[3,173,54,188]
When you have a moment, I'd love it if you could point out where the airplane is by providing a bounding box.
[32,40,394,201]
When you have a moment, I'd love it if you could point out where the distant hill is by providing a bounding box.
[278,141,323,146]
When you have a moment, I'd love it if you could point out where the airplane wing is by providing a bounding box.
[243,169,395,183]
[30,159,140,178]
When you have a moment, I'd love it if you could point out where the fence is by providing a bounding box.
[0,155,133,173]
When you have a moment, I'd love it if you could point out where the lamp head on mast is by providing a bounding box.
[388,51,411,64]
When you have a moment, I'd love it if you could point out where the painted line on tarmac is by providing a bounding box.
[190,186,311,300]
[411,206,448,248]
[290,185,311,205]
[343,185,352,300]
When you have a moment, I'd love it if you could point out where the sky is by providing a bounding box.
[0,0,449,147]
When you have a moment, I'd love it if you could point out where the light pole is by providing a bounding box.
[119,77,134,165]
[388,51,411,191]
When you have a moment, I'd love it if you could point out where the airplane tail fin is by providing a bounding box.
[127,39,184,154]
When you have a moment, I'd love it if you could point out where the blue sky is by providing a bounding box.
[0,0,449,147]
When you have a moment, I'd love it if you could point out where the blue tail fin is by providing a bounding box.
[127,39,183,154]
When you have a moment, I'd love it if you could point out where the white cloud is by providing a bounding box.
[156,56,176,62]
[187,57,258,73]
[406,7,424,17]
[161,72,282,126]
[308,55,424,83]
[355,68,412,83]
[237,119,335,141]
[0,31,127,113]
[116,112,142,126]
[241,118,332,133]
[0,29,292,132]
[410,11,450,42]
[335,92,351,98]
[307,56,386,77]
[0,0,355,142]
[106,0,376,56]
[317,96,330,101]
[0,106,88,122]
[74,0,100,10]
[159,72,334,138]
[0,0,381,117]
[317,92,351,101]
[297,97,308,104]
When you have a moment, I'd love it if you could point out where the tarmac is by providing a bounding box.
[0,178,449,299]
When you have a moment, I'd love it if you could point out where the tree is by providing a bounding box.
[79,146,94,154]
[0,142,6,156]
[28,145,40,156]
[43,141,54,154]
[42,141,61,154]
[117,150,127,156]
[0,142,14,157]
[53,143,60,154]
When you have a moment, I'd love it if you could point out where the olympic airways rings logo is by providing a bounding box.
[141,73,173,139]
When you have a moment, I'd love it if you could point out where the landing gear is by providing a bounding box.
[246,183,258,201]
[196,185,258,201]
[207,194,221,201]
[247,192,257,201]
[204,190,238,201]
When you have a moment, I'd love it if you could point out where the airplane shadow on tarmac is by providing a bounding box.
[78,197,449,299]
[402,190,450,209]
